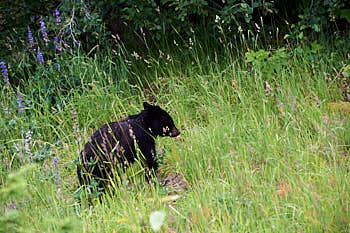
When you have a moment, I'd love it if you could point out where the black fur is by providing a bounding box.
[77,102,180,188]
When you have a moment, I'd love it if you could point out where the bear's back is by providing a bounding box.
[81,120,139,166]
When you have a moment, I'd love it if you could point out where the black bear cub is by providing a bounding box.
[77,102,180,189]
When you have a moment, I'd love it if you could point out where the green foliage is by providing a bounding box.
[0,0,58,56]
[111,0,272,40]
[1,0,348,67]
[218,1,269,26]
[48,217,82,233]
[284,0,349,41]
[0,164,36,201]
[0,210,23,233]
[0,165,36,233]
[1,0,347,95]
[343,64,350,78]
[0,0,108,57]
[0,0,111,98]
[245,48,289,76]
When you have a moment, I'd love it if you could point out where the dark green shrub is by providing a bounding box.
[282,0,349,41]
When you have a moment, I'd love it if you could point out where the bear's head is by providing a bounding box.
[143,102,180,138]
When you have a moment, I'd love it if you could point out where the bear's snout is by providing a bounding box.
[170,127,180,137]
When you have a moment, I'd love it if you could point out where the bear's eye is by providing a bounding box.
[160,117,170,124]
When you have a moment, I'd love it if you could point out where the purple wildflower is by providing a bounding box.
[55,172,61,190]
[53,157,60,190]
[0,62,9,89]
[40,16,48,43]
[5,201,23,213]
[53,156,58,170]
[37,48,44,64]
[17,89,24,115]
[55,9,61,24]
[9,201,17,210]
[54,36,60,51]
[27,26,35,48]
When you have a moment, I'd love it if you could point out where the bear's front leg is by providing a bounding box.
[144,146,159,182]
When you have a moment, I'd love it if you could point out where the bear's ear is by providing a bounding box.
[143,102,153,109]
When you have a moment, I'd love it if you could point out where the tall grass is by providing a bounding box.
[0,33,349,232]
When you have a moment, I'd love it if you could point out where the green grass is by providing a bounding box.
[0,36,349,232]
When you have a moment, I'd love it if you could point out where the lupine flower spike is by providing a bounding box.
[17,89,24,115]
[27,26,35,48]
[53,157,61,192]
[53,156,58,170]
[37,48,44,64]
[0,62,9,89]
[40,16,49,43]
[54,36,61,51]
[55,9,61,24]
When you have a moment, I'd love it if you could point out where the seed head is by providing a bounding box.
[25,130,33,162]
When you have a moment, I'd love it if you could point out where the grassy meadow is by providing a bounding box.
[1,35,349,232]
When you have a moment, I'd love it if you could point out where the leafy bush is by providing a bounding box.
[283,0,350,41]
[97,0,274,41]
[1,0,347,64]
[245,48,289,76]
